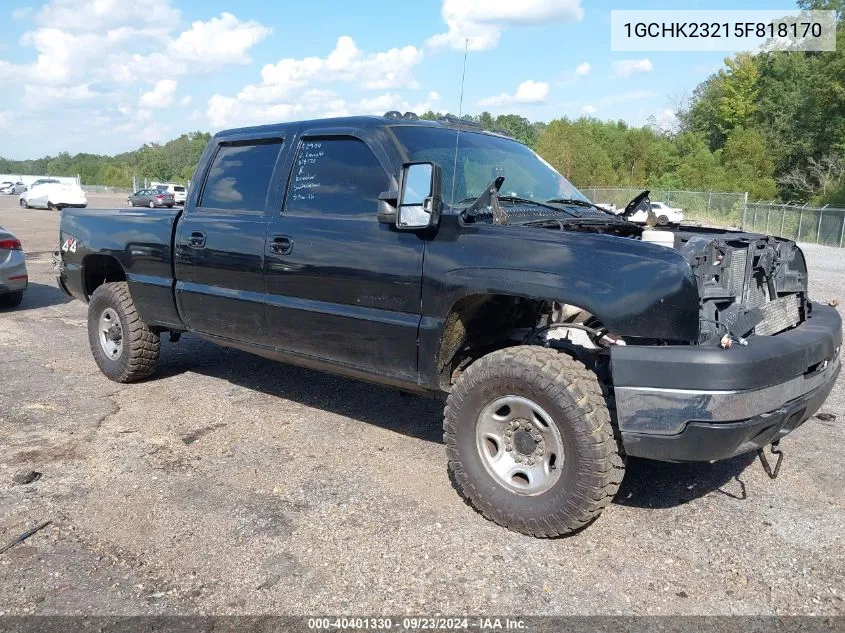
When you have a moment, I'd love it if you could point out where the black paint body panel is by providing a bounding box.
[59,115,733,394]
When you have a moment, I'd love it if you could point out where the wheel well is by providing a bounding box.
[435,294,545,390]
[83,255,126,299]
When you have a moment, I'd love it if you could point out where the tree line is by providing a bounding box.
[0,1,841,203]
[0,132,211,189]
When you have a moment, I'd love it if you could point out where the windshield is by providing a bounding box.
[391,126,588,207]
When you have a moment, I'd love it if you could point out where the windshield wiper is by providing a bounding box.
[495,196,576,215]
[462,184,578,225]
[546,198,619,217]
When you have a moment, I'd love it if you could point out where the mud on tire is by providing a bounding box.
[444,346,625,537]
[87,281,160,383]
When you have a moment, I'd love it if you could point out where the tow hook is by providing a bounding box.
[757,441,784,479]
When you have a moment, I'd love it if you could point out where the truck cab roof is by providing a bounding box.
[215,113,517,143]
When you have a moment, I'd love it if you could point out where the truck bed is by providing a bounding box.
[59,206,184,329]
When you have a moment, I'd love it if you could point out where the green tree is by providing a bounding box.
[717,53,760,134]
[536,119,615,186]
[720,128,777,198]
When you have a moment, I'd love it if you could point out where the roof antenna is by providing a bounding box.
[449,38,469,207]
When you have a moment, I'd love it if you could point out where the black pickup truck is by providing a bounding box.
[58,113,841,537]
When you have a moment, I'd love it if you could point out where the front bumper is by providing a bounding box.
[611,303,842,462]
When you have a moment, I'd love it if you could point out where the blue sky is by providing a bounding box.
[0,0,800,159]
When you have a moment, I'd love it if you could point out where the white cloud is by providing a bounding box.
[654,109,679,132]
[0,111,10,128]
[12,2,270,90]
[207,96,302,128]
[428,0,584,51]
[207,89,441,130]
[359,91,442,115]
[581,104,596,114]
[108,13,272,82]
[478,80,550,107]
[248,36,422,101]
[613,58,654,77]
[35,0,180,32]
[0,1,274,154]
[168,13,271,65]
[140,79,178,108]
[575,62,591,76]
[208,36,425,128]
[23,83,97,101]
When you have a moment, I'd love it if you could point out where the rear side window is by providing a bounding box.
[285,137,388,217]
[174,186,186,192]
[199,140,282,213]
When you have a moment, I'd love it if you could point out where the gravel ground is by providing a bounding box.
[0,194,843,616]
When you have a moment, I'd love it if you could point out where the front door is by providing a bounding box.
[175,138,284,345]
[264,135,425,378]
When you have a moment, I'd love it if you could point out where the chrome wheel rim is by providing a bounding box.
[476,395,564,496]
[98,308,123,360]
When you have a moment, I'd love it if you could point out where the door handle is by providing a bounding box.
[187,231,206,248]
[268,235,294,256]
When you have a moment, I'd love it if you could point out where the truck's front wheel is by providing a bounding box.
[87,282,160,382]
[444,346,624,537]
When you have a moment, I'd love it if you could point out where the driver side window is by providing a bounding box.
[284,137,388,217]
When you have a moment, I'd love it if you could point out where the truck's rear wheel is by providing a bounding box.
[444,346,624,537]
[87,282,160,382]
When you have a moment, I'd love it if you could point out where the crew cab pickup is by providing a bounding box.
[58,113,842,537]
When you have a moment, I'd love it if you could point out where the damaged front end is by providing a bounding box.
[678,232,809,344]
[610,229,841,463]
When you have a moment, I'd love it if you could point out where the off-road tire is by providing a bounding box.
[0,291,23,308]
[87,282,160,382]
[444,346,624,537]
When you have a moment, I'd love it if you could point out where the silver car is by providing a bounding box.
[0,181,27,195]
[0,225,27,307]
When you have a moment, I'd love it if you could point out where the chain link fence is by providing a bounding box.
[581,187,748,227]
[744,202,845,248]
[81,184,134,195]
[582,187,845,247]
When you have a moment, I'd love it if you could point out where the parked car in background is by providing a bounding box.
[29,178,61,188]
[0,181,27,195]
[0,225,27,307]
[594,202,616,213]
[20,182,87,210]
[127,188,175,208]
[152,183,188,205]
[626,200,684,225]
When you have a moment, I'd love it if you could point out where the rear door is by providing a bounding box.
[175,136,285,346]
[264,132,425,378]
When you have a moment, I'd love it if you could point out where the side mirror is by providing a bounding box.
[396,162,441,230]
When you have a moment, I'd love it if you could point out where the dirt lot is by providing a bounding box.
[0,193,843,616]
